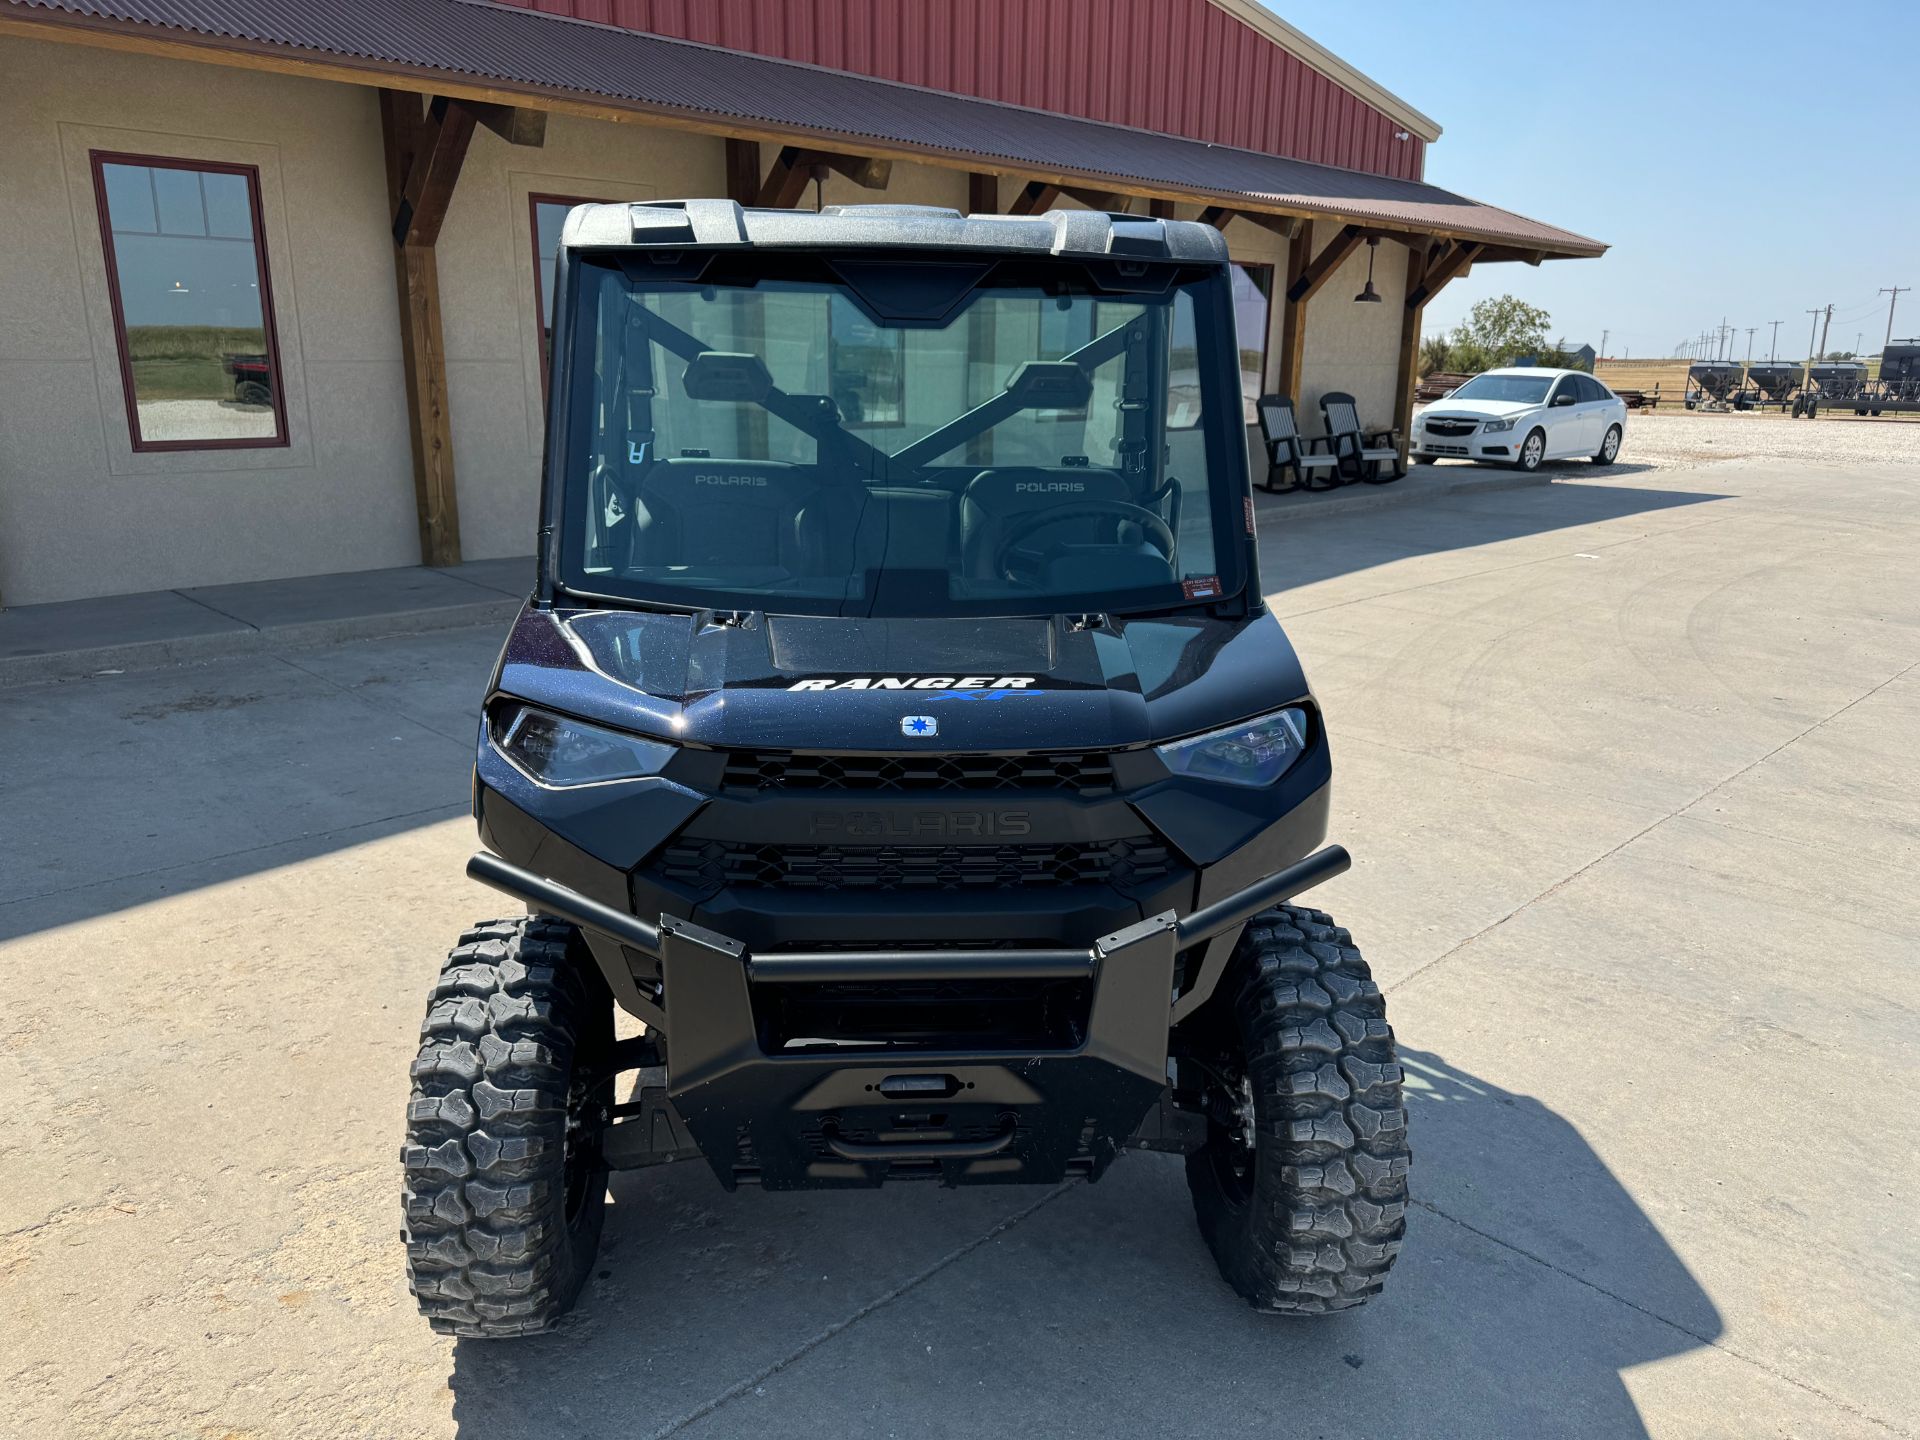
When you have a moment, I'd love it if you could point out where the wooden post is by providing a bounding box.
[968,173,999,214]
[1276,223,1365,406]
[1392,243,1430,471]
[379,90,544,568]
[724,138,761,205]
[380,91,464,568]
[1394,239,1480,468]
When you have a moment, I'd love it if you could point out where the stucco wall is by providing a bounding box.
[0,36,417,607]
[1297,221,1410,430]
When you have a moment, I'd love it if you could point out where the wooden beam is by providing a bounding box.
[380,90,462,567]
[462,99,546,148]
[1006,181,1061,216]
[1406,241,1480,310]
[1237,210,1301,241]
[969,172,1000,214]
[1284,223,1365,304]
[392,95,476,247]
[1197,206,1236,231]
[1058,185,1130,213]
[755,146,890,208]
[1148,197,1176,219]
[725,138,761,205]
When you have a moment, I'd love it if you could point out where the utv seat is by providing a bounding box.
[627,458,859,575]
[959,466,1140,579]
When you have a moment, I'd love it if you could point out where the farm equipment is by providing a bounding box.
[1804,360,1866,416]
[1414,371,1471,403]
[221,352,273,406]
[1740,362,1803,412]
[1684,361,1742,411]
[1830,341,1920,416]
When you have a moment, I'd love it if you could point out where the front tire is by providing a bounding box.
[1184,905,1410,1314]
[1592,423,1622,465]
[403,917,613,1337]
[1514,427,1547,472]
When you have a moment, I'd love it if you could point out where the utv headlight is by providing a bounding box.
[491,703,673,787]
[1479,416,1515,433]
[1156,707,1310,787]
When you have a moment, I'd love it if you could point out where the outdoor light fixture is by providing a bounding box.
[1354,238,1382,303]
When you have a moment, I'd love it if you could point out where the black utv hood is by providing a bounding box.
[493,605,1311,751]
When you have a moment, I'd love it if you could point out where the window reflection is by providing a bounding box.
[94,155,284,449]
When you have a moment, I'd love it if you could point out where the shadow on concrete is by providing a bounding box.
[445,1046,1718,1439]
[1260,478,1729,595]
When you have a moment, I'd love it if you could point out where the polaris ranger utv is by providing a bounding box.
[403,200,1409,1337]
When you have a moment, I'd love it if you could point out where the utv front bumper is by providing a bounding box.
[467,844,1349,1191]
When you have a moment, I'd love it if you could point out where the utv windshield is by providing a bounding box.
[553,251,1247,618]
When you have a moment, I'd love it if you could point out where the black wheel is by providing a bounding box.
[1184,905,1410,1314]
[1513,427,1547,473]
[403,916,613,1337]
[236,380,271,406]
[1591,423,1622,465]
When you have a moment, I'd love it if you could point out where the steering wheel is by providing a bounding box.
[992,499,1176,583]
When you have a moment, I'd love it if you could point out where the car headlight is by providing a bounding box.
[1156,707,1310,787]
[1480,416,1515,433]
[490,702,674,787]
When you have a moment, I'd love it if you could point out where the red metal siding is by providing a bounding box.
[487,0,1424,179]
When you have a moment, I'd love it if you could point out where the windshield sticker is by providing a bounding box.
[1182,576,1222,601]
[787,676,1038,693]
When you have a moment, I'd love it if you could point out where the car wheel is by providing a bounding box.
[1514,428,1546,473]
[1591,424,1622,465]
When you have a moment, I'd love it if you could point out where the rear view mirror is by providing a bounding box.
[682,351,772,403]
[1003,360,1093,411]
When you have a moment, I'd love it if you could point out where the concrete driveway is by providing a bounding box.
[3,457,1915,1438]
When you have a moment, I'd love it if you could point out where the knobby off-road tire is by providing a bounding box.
[403,916,613,1337]
[1185,904,1410,1314]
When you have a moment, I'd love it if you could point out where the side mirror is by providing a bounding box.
[1551,391,1576,407]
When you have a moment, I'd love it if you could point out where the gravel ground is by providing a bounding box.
[1613,409,1920,469]
[133,399,276,443]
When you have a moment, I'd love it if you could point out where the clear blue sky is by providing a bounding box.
[1270,1,1920,361]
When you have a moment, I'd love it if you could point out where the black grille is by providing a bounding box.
[655,838,1173,893]
[721,750,1118,795]
[1424,418,1477,437]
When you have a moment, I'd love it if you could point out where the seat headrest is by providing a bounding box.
[962,467,1129,512]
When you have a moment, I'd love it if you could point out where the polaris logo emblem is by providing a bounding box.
[810,810,1032,839]
[901,715,937,737]
[1014,481,1084,493]
[693,474,767,486]
[787,676,1037,692]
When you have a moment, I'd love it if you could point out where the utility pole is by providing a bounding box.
[1768,319,1783,362]
[1599,328,1609,360]
[1881,286,1910,348]
[1818,303,1834,361]
[1745,327,1756,360]
[1806,308,1823,362]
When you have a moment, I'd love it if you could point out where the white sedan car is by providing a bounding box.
[1413,367,1626,472]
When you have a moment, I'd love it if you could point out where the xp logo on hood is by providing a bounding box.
[787,676,1038,693]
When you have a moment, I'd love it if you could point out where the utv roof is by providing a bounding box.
[559,200,1231,263]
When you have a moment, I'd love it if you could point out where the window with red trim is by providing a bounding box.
[91,153,287,451]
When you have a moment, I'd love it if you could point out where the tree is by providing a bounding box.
[1445,295,1553,373]
[1418,334,1453,376]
